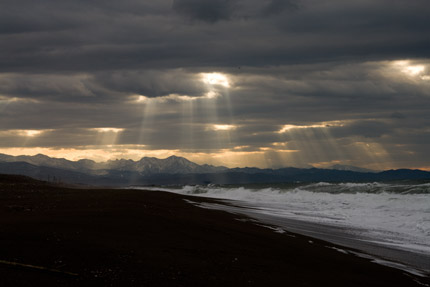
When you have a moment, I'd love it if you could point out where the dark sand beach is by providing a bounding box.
[0,175,428,286]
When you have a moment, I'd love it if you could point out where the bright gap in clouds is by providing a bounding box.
[201,73,230,87]
[20,130,43,137]
[392,60,428,80]
[93,128,124,133]
[404,65,425,76]
[278,121,345,133]
[1,129,52,137]
[211,124,237,131]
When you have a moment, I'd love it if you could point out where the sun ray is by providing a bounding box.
[92,127,123,147]
[137,97,156,150]
[199,72,237,152]
[180,98,195,151]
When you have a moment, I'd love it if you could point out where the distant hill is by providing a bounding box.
[0,173,46,184]
[0,153,429,186]
[327,164,378,173]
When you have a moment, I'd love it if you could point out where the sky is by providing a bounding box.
[1,0,430,170]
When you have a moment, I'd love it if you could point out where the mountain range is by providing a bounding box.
[0,153,227,174]
[0,153,429,186]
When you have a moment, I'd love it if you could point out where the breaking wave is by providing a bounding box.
[136,182,430,255]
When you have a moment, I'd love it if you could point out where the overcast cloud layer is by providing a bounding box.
[1,0,429,169]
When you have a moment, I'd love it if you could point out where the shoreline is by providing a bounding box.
[0,176,429,286]
[185,198,430,277]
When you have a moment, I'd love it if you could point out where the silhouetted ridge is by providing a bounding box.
[0,153,429,186]
[0,174,43,184]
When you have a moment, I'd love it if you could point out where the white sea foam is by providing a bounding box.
[135,182,430,256]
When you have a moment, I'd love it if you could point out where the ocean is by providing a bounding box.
[134,181,430,275]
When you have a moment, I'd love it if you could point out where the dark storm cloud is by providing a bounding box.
[1,0,429,73]
[172,0,298,22]
[0,74,107,102]
[2,61,429,146]
[92,70,208,98]
[0,70,211,103]
[261,0,299,16]
[172,0,234,22]
[1,0,430,168]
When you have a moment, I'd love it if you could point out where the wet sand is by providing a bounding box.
[195,200,430,275]
[0,175,428,286]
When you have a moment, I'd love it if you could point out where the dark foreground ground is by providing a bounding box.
[0,175,428,286]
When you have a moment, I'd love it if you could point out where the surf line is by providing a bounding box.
[0,259,78,276]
